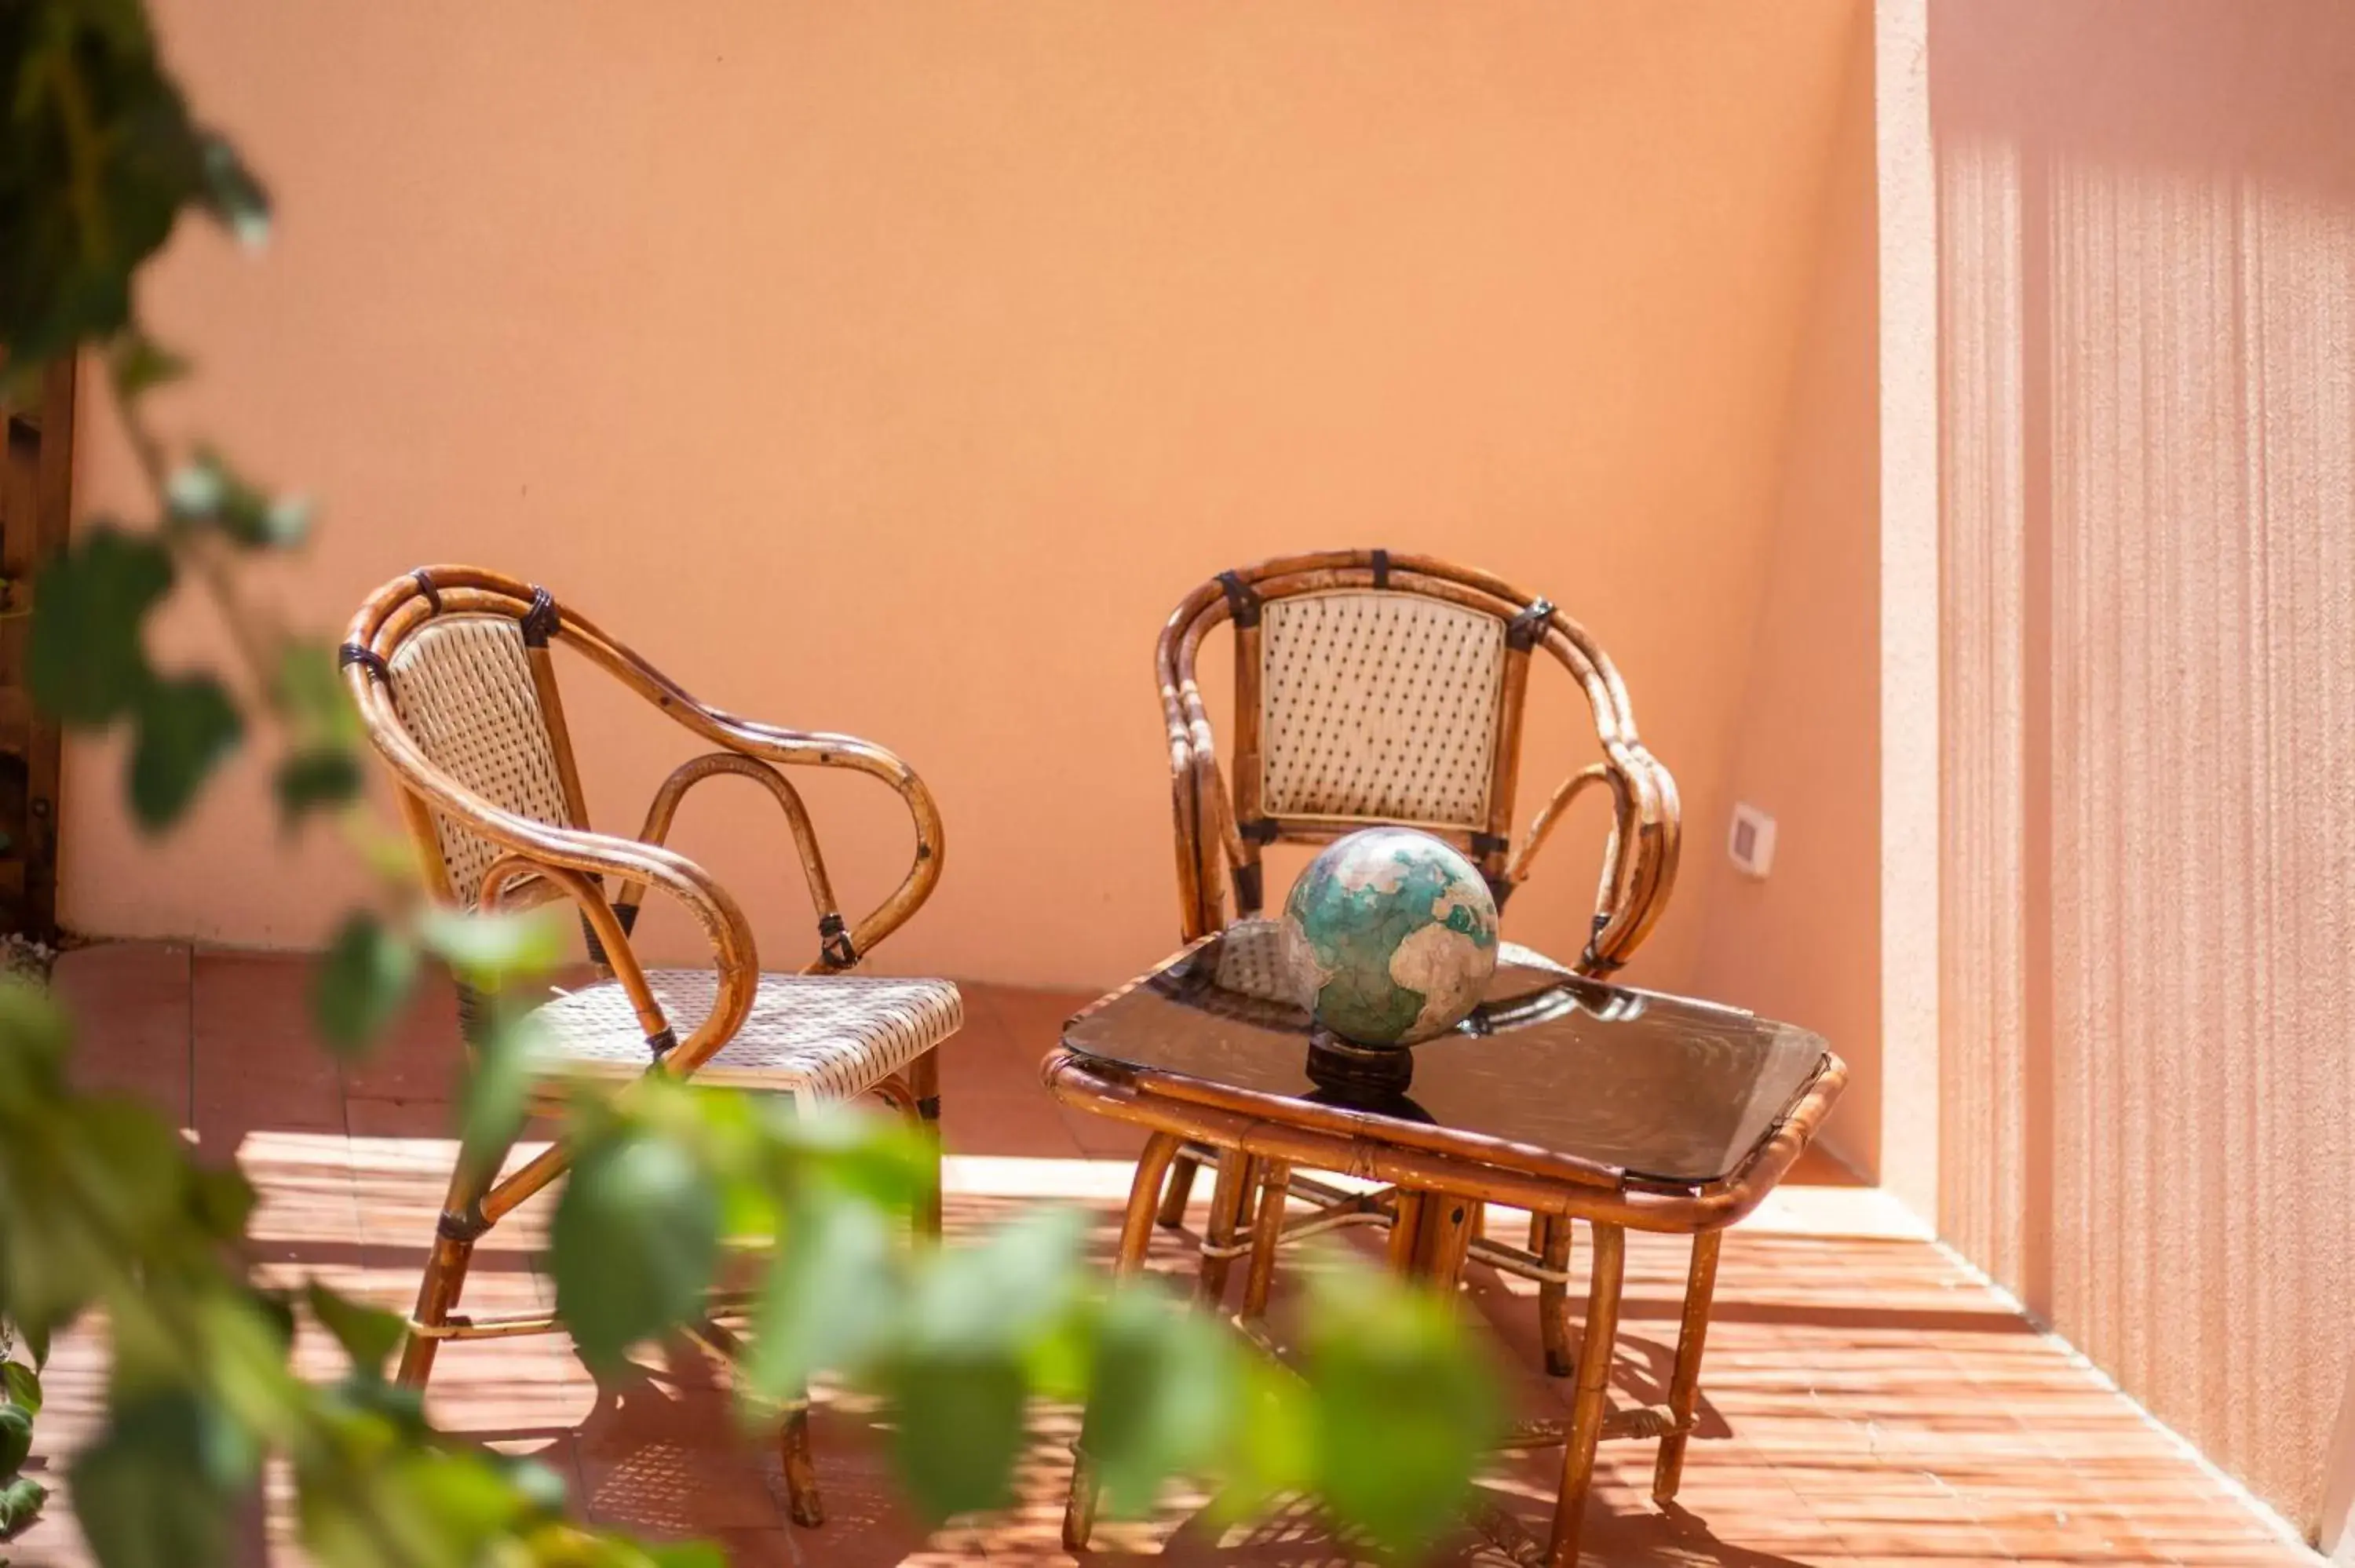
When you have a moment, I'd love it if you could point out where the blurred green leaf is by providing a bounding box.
[640,1546,728,1568]
[487,1451,569,1519]
[127,673,243,830]
[0,1472,46,1536]
[875,1208,1092,1523]
[881,1351,1028,1523]
[742,1192,899,1401]
[902,1206,1088,1356]
[26,525,172,727]
[418,906,565,992]
[64,1094,188,1246]
[456,1006,536,1191]
[1207,1357,1315,1526]
[775,1104,933,1215]
[108,330,189,397]
[272,746,363,825]
[0,8,223,361]
[0,1403,28,1473]
[165,451,308,549]
[305,1282,404,1381]
[311,912,418,1057]
[199,137,269,248]
[1302,1269,1502,1556]
[0,977,72,1110]
[187,1162,257,1244]
[4,1358,44,1417]
[272,640,363,742]
[550,1132,720,1372]
[70,1388,248,1568]
[1079,1284,1238,1518]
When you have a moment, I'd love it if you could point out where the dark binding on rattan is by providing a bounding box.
[1237,817,1280,845]
[1232,861,1265,913]
[1470,830,1510,859]
[646,1026,678,1059]
[411,570,442,614]
[338,642,390,681]
[1218,571,1262,629]
[436,1205,489,1243]
[818,912,857,969]
[519,585,560,647]
[579,913,617,968]
[1371,549,1391,589]
[453,982,495,1048]
[1579,911,1624,974]
[1506,597,1555,652]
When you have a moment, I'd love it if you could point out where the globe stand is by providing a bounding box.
[1303,1026,1415,1099]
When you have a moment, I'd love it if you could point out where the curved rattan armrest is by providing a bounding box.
[475,852,751,1074]
[618,752,873,972]
[347,650,760,1048]
[660,710,944,962]
[453,589,944,963]
[345,569,937,979]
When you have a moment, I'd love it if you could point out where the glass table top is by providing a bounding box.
[1062,921,1833,1187]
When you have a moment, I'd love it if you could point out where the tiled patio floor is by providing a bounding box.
[13,942,2320,1568]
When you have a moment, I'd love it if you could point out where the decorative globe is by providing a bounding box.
[1279,827,1500,1046]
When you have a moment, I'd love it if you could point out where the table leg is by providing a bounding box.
[1241,1158,1292,1321]
[1064,1130,1184,1551]
[1197,1152,1257,1307]
[1651,1229,1722,1505]
[1156,1150,1201,1229]
[1538,1213,1575,1377]
[1414,1192,1477,1288]
[1546,1222,1625,1568]
[1387,1189,1429,1274]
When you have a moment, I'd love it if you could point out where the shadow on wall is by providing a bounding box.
[1931,0,2355,1537]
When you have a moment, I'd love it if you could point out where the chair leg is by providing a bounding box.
[781,1393,825,1527]
[1156,1150,1201,1228]
[396,1144,506,1388]
[904,1048,943,1242]
[1537,1213,1576,1378]
[395,1227,476,1388]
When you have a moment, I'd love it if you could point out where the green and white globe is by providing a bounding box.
[1279,827,1500,1046]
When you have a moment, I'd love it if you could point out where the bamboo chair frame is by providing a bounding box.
[1149,549,1682,1372]
[341,565,950,1526]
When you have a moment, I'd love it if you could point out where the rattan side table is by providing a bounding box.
[1046,923,1845,1568]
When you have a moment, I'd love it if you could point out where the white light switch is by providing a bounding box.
[1729,803,1776,879]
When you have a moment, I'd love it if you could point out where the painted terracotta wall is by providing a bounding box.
[1931,0,2355,1533]
[1687,14,1883,1178]
[64,1,1863,992]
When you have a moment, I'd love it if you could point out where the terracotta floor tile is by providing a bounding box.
[938,1085,1088,1158]
[25,956,2318,1568]
[55,939,194,1119]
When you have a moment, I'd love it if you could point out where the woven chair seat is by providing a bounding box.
[529,969,963,1101]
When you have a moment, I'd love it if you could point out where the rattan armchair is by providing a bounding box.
[1152,549,1680,1373]
[342,566,959,1526]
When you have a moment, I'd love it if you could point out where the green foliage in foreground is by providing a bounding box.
[0,1,1504,1563]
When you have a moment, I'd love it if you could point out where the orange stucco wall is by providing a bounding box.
[64,1,1864,994]
[1930,0,2355,1534]
[1688,13,1883,1178]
